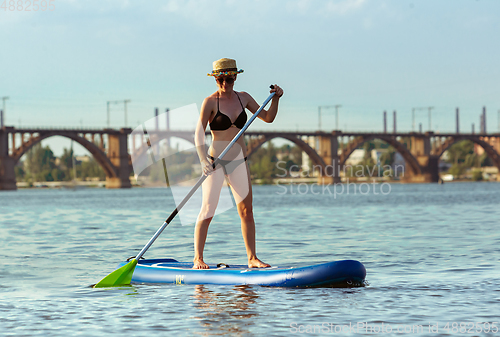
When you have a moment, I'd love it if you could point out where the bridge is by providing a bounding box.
[1,126,499,190]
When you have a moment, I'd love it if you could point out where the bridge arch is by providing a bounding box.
[340,135,422,176]
[13,132,118,178]
[433,135,500,170]
[246,134,327,170]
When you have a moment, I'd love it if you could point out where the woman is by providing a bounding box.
[193,58,283,269]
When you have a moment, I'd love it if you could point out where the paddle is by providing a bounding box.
[94,86,276,287]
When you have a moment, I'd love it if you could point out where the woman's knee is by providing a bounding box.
[237,201,254,220]
[197,204,217,222]
[195,217,212,229]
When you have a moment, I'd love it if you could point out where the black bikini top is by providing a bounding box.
[209,92,247,131]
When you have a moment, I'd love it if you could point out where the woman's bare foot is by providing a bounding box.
[193,258,209,269]
[248,257,270,268]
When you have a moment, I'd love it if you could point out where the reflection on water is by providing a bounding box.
[83,284,139,297]
[192,285,258,335]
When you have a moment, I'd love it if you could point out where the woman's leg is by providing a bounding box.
[193,167,225,269]
[226,161,270,268]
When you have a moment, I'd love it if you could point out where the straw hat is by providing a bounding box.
[207,58,244,77]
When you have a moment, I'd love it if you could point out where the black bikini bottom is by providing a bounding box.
[208,155,248,175]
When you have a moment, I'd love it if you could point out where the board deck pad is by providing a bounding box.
[118,258,366,287]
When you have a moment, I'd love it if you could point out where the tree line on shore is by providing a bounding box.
[248,139,402,183]
[445,140,491,180]
[15,139,493,183]
[15,143,105,183]
[248,139,493,182]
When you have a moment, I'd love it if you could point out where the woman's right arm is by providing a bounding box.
[195,97,214,175]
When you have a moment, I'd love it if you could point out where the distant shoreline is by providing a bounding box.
[14,177,498,189]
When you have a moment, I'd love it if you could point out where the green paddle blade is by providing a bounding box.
[94,259,138,288]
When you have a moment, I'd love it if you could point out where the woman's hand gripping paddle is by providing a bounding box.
[94,87,276,287]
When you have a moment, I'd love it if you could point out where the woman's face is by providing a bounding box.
[216,75,236,92]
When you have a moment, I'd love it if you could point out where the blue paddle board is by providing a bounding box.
[118,258,366,287]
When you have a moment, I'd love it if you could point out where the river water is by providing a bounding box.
[1,182,499,336]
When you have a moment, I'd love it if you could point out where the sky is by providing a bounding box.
[1,0,499,156]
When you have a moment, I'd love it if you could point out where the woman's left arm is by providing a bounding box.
[243,85,283,123]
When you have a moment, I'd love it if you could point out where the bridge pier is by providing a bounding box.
[404,133,439,183]
[404,155,440,183]
[106,128,132,188]
[317,133,341,184]
[0,128,17,190]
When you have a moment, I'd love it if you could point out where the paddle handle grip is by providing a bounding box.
[134,87,276,261]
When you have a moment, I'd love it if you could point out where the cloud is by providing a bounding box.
[284,0,367,17]
[160,0,230,28]
[162,0,181,13]
[285,0,313,14]
[158,0,272,32]
[324,0,367,15]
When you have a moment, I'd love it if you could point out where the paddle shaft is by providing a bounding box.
[134,89,276,261]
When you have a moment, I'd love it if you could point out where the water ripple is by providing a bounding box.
[0,183,499,335]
